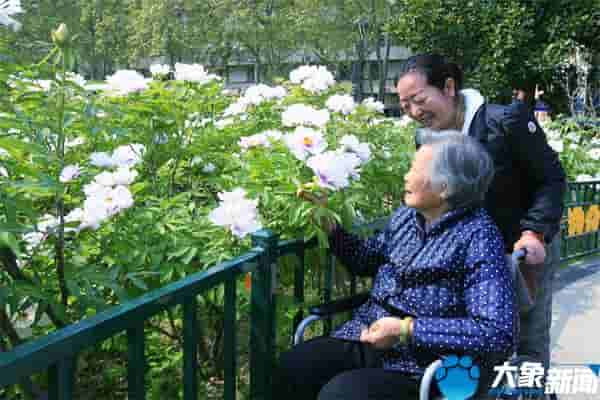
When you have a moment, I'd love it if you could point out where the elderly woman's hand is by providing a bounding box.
[360,317,414,350]
[296,188,337,234]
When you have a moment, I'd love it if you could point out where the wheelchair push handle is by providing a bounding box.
[511,247,528,264]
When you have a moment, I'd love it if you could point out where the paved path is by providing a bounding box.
[550,254,600,399]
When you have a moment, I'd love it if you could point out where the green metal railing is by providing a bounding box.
[1,181,599,399]
[560,180,600,261]
[0,230,313,400]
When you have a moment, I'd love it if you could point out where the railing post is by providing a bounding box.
[127,322,146,400]
[250,229,278,400]
[48,356,76,400]
[183,297,198,400]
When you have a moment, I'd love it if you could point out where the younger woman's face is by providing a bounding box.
[396,71,458,130]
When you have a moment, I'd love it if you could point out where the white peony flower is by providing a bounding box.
[37,214,59,233]
[79,185,133,230]
[111,143,145,167]
[566,132,580,142]
[106,70,150,95]
[243,84,287,105]
[150,64,171,76]
[306,151,362,190]
[191,156,203,166]
[283,127,328,160]
[282,104,330,128]
[93,171,116,187]
[90,152,114,168]
[65,208,84,223]
[290,65,316,84]
[0,166,7,178]
[112,167,138,185]
[83,182,111,198]
[109,185,135,212]
[394,115,413,128]
[215,118,234,130]
[174,63,220,84]
[545,129,561,141]
[264,130,283,141]
[589,148,600,161]
[79,196,110,230]
[59,164,81,183]
[57,72,86,88]
[548,140,564,153]
[289,65,335,94]
[361,97,385,113]
[0,147,8,157]
[326,94,356,115]
[65,137,85,148]
[23,231,44,252]
[239,133,271,150]
[223,100,249,117]
[9,301,39,330]
[0,0,23,30]
[576,174,594,182]
[209,188,262,238]
[339,135,371,162]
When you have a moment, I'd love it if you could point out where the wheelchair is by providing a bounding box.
[293,249,556,400]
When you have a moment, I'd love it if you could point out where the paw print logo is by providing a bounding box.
[434,355,480,400]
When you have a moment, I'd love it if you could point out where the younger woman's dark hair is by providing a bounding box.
[396,54,464,91]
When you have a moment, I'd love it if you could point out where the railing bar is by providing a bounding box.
[224,276,237,400]
[48,363,58,400]
[127,323,146,400]
[292,246,305,338]
[0,253,261,386]
[323,253,335,335]
[183,297,198,400]
[47,356,76,400]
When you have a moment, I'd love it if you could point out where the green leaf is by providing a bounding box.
[0,231,20,256]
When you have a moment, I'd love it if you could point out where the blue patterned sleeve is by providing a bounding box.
[328,218,393,277]
[411,225,517,360]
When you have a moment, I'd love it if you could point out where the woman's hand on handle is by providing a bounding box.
[513,230,546,265]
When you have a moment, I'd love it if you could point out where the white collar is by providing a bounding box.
[460,89,485,135]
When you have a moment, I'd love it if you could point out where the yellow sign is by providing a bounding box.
[568,205,600,237]
[585,205,600,233]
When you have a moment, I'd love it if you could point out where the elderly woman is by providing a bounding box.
[274,134,516,400]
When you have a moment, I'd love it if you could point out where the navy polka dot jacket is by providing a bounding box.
[329,206,517,374]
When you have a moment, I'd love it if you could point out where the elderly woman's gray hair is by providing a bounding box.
[418,129,494,209]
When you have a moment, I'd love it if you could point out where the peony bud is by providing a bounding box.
[51,24,70,47]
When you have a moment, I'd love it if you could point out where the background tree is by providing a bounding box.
[388,0,599,110]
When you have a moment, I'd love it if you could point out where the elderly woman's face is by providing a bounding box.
[396,72,457,130]
[404,146,446,217]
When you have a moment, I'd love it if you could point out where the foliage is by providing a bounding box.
[0,27,414,397]
[388,0,599,105]
[541,116,600,181]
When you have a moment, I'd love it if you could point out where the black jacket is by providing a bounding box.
[417,102,566,250]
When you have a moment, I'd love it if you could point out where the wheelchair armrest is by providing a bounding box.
[308,292,370,317]
[293,293,370,345]
[419,359,444,400]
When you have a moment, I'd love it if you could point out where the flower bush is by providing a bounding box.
[0,37,415,358]
[541,116,600,181]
